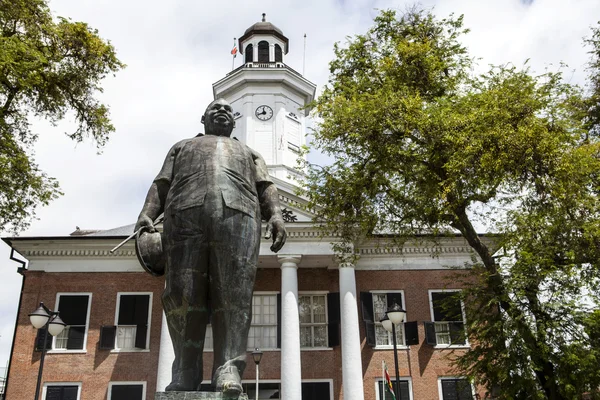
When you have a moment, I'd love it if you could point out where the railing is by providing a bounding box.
[228,62,305,79]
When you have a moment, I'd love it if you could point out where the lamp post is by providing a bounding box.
[381,303,406,398]
[252,348,263,400]
[29,302,66,400]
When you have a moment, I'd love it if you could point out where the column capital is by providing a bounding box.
[278,255,301,269]
[339,262,356,269]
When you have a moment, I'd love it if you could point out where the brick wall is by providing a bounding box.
[7,270,164,400]
[8,267,484,400]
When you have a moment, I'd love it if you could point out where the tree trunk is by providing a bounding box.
[452,206,565,400]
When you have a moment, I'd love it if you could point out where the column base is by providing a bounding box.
[155,392,249,400]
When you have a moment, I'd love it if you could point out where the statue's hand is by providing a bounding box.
[265,217,286,253]
[135,214,156,233]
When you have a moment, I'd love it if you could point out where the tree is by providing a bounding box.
[303,8,600,399]
[0,0,124,232]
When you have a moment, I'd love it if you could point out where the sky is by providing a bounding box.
[0,0,599,370]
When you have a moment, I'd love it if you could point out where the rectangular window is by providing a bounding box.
[299,294,328,348]
[44,384,80,400]
[439,378,474,400]
[248,295,278,349]
[108,382,146,400]
[428,291,466,346]
[53,294,91,351]
[115,294,151,350]
[205,294,279,351]
[372,292,405,347]
[376,379,412,400]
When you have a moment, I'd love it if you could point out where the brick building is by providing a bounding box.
[2,15,486,400]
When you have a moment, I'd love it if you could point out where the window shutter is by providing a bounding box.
[111,384,144,400]
[450,322,466,345]
[133,295,150,349]
[118,295,137,325]
[135,324,148,349]
[35,327,52,351]
[404,321,419,346]
[62,386,79,400]
[327,292,340,347]
[301,382,330,400]
[424,322,437,345]
[66,326,85,350]
[441,380,456,399]
[45,386,62,400]
[432,292,462,322]
[360,292,376,347]
[398,381,410,400]
[99,326,116,349]
[58,295,89,326]
[134,295,150,325]
[276,293,282,348]
[386,293,403,310]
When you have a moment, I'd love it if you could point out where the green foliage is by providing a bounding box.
[304,7,600,399]
[0,0,124,231]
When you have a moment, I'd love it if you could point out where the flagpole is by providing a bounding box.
[232,37,236,71]
[382,360,385,400]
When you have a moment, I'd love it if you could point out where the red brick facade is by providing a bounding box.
[7,267,483,399]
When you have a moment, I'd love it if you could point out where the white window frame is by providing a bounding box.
[371,290,407,350]
[112,292,153,352]
[50,293,92,353]
[107,381,147,400]
[298,291,329,349]
[375,377,413,400]
[437,377,475,400]
[204,292,280,352]
[428,290,469,349]
[248,292,278,350]
[42,382,81,400]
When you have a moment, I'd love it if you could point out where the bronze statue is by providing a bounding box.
[135,98,286,396]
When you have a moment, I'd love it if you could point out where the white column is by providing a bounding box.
[279,255,302,400]
[156,311,175,392]
[339,263,365,400]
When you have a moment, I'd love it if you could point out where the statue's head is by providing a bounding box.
[201,98,235,137]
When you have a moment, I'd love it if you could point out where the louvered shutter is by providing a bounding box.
[359,292,376,346]
[326,292,340,347]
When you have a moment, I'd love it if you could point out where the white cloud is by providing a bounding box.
[0,0,598,368]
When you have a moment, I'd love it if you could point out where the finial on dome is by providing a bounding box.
[262,13,266,22]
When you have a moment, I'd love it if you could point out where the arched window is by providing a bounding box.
[245,44,253,63]
[258,41,269,63]
[274,44,282,63]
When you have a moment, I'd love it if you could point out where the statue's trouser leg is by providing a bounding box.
[209,206,261,390]
[163,208,210,391]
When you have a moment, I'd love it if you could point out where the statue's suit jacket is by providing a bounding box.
[154,133,272,222]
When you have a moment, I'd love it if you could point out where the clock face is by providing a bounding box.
[255,105,273,121]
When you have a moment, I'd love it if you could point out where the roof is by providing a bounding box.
[239,14,289,54]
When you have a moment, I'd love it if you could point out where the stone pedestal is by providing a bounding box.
[155,392,249,400]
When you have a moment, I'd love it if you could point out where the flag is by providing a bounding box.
[231,46,238,57]
[383,360,396,400]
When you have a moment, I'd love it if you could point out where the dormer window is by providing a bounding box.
[275,44,282,63]
[258,41,269,62]
[245,44,253,63]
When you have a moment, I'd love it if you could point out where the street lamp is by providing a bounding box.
[29,302,66,400]
[381,303,406,398]
[252,348,263,400]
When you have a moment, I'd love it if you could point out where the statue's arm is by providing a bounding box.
[135,143,179,232]
[252,149,286,252]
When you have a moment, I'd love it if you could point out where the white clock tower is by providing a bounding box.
[212,13,316,186]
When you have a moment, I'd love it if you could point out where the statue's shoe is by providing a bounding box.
[165,369,200,391]
[214,363,243,397]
